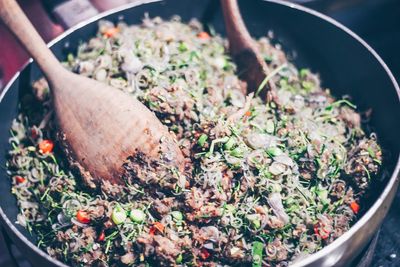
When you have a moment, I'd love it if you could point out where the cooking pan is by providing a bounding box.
[0,0,399,266]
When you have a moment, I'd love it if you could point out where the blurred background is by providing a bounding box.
[0,0,399,266]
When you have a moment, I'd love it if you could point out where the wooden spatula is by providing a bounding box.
[0,0,185,185]
[220,0,277,101]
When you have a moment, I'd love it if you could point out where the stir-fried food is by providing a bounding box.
[6,16,382,266]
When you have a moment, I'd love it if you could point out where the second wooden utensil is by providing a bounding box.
[221,0,277,101]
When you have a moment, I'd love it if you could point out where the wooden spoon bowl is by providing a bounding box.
[0,0,185,185]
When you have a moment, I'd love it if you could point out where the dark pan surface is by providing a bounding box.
[0,0,399,266]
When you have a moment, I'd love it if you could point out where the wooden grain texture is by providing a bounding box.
[0,0,185,184]
[220,0,276,101]
[0,0,64,92]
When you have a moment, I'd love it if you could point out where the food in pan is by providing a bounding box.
[6,16,382,266]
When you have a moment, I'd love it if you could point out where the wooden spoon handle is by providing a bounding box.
[220,0,255,56]
[220,0,277,101]
[0,0,62,79]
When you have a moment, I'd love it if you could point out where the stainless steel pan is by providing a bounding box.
[0,0,399,266]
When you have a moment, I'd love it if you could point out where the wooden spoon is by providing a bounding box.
[220,0,276,101]
[0,0,185,185]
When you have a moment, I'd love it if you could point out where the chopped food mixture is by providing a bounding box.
[6,16,382,266]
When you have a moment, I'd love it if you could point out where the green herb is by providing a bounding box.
[256,64,287,96]
[207,24,216,36]
[189,51,200,61]
[262,170,273,179]
[224,137,235,150]
[67,53,74,63]
[267,147,283,157]
[252,241,264,267]
[171,211,183,221]
[373,158,382,165]
[362,165,372,180]
[105,239,112,254]
[176,254,183,264]
[325,99,357,111]
[299,68,309,78]
[367,147,375,158]
[302,81,314,92]
[230,147,244,158]
[130,209,146,223]
[206,137,229,157]
[251,219,261,229]
[266,120,275,134]
[264,55,273,62]
[171,125,179,133]
[224,204,235,214]
[112,205,127,225]
[198,134,208,147]
[178,42,188,52]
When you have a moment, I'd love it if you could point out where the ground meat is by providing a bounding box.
[192,226,222,244]
[145,85,196,124]
[332,212,352,239]
[206,86,225,106]
[137,233,156,257]
[81,227,96,246]
[345,138,382,191]
[185,187,208,210]
[87,200,107,219]
[101,180,125,199]
[120,252,135,265]
[152,197,176,216]
[153,235,181,263]
[268,216,286,229]
[292,224,307,238]
[330,180,347,200]
[266,239,288,262]
[32,78,49,102]
[123,150,189,191]
[187,204,223,223]
[339,106,361,128]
